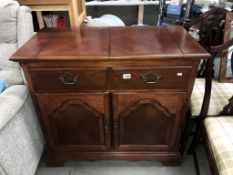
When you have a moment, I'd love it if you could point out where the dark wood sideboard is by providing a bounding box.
[11,26,210,166]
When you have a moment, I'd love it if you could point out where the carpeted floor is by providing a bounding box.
[36,146,211,175]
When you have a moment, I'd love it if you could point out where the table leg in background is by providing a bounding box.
[137,5,144,25]
[36,11,45,29]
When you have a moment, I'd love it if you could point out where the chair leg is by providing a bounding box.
[187,122,202,175]
[180,117,195,155]
[187,122,201,154]
[193,148,200,175]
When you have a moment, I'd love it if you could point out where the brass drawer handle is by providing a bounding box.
[59,72,78,85]
[141,71,161,84]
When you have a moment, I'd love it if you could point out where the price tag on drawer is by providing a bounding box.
[177,73,183,77]
[123,74,132,80]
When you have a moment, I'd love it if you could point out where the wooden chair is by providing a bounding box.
[180,8,229,156]
[184,10,233,175]
[200,39,233,175]
[184,8,228,77]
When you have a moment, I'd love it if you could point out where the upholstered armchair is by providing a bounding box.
[0,1,44,175]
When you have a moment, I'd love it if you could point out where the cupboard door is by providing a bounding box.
[112,92,186,151]
[36,93,111,151]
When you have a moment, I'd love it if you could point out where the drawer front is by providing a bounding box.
[29,68,107,92]
[112,67,192,90]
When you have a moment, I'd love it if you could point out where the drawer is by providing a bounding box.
[29,68,107,92]
[112,67,192,90]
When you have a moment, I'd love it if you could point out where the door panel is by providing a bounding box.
[112,92,186,151]
[120,100,174,145]
[36,93,111,151]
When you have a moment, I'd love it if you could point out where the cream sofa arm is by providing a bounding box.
[17,6,34,48]
[0,85,28,130]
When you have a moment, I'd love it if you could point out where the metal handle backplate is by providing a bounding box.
[59,72,78,85]
[141,71,161,84]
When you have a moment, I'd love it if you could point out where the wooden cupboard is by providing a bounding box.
[11,26,210,166]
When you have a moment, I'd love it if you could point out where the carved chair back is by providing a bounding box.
[199,8,227,50]
[201,38,233,119]
[201,12,233,118]
[184,8,227,50]
[184,8,228,77]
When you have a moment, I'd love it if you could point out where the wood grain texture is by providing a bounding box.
[50,99,104,145]
[11,26,209,166]
[11,30,53,60]
[12,28,110,61]
[111,67,192,90]
[112,92,186,151]
[117,98,175,150]
[11,26,210,62]
[29,68,108,92]
[37,27,110,60]
[165,26,210,58]
[36,93,111,152]
[110,26,183,59]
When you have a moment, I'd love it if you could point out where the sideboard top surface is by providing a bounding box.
[11,26,210,62]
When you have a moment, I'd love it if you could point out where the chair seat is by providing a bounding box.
[204,117,233,175]
[190,78,233,116]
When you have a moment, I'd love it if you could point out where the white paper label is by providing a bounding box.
[123,74,131,80]
[177,73,183,76]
